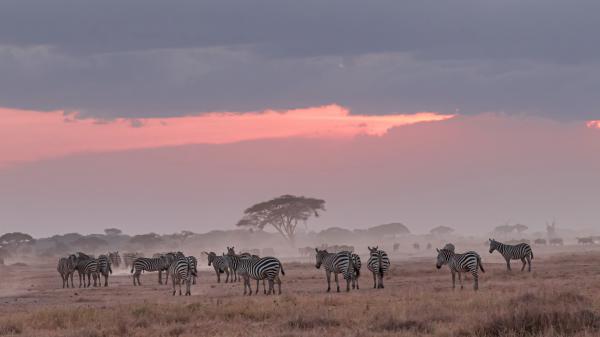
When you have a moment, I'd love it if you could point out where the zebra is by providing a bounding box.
[169,252,196,296]
[203,252,231,283]
[57,254,77,288]
[186,255,198,285]
[238,255,284,295]
[488,238,534,272]
[351,253,361,290]
[225,246,241,282]
[157,252,177,285]
[367,246,390,289]
[97,254,112,287]
[314,248,357,292]
[108,251,121,268]
[436,248,485,290]
[131,255,171,286]
[123,252,144,270]
[73,252,98,288]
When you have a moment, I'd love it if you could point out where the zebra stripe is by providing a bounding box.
[97,254,112,287]
[80,259,99,288]
[186,256,198,285]
[169,253,195,296]
[489,239,534,272]
[204,252,231,283]
[226,247,241,282]
[351,253,361,290]
[57,255,77,288]
[239,256,284,295]
[436,248,485,290]
[131,255,172,286]
[367,246,390,289]
[314,248,356,292]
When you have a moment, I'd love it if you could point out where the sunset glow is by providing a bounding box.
[587,120,600,129]
[0,105,453,167]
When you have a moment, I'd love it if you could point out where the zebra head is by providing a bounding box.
[436,248,453,269]
[315,248,328,269]
[489,239,499,254]
[204,252,216,266]
[367,246,379,255]
[226,246,236,256]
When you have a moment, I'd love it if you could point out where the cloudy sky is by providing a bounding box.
[1,1,599,237]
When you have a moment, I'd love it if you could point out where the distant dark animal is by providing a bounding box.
[426,243,432,250]
[577,237,594,244]
[413,243,420,250]
[534,238,547,245]
[436,248,485,291]
[489,238,534,272]
[549,238,564,246]
[367,246,390,289]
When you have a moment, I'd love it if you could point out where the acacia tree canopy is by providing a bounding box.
[236,195,325,244]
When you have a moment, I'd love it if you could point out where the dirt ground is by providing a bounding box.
[1,246,600,337]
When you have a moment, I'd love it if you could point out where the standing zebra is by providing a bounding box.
[314,248,357,292]
[226,247,241,282]
[108,251,121,268]
[239,256,284,295]
[57,254,77,288]
[436,248,485,290]
[131,255,171,286]
[203,252,231,283]
[169,252,196,296]
[186,255,198,285]
[367,246,390,289]
[123,252,143,270]
[73,252,98,288]
[351,253,361,290]
[97,254,112,287]
[489,238,534,272]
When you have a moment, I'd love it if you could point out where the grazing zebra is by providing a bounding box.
[108,251,121,268]
[314,248,357,292]
[169,252,196,296]
[131,255,171,286]
[186,255,198,285]
[97,254,112,287]
[226,247,241,282]
[351,253,361,290]
[57,254,77,288]
[436,248,485,290]
[203,252,231,283]
[239,256,284,295]
[488,238,534,272]
[367,246,390,289]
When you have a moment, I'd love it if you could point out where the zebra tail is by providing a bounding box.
[130,265,134,274]
[478,256,485,273]
[279,261,285,276]
[530,250,534,260]
[378,256,384,279]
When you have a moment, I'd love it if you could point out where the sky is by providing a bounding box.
[0,1,599,237]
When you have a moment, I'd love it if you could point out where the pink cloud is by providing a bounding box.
[587,120,600,129]
[0,105,453,167]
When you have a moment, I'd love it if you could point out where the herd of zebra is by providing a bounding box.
[56,239,536,295]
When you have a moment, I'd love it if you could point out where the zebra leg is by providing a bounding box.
[458,272,463,290]
[277,276,282,295]
[379,274,384,289]
[372,271,377,288]
[451,271,456,289]
[473,271,479,291]
[172,276,176,296]
[334,273,340,292]
[186,279,191,296]
[520,258,526,271]
[158,270,163,285]
[326,271,332,292]
[346,277,351,292]
[216,270,220,283]
[225,269,229,283]
[255,279,260,295]
[263,280,267,294]
[356,276,359,290]
[267,279,274,295]
[69,273,74,288]
[526,255,532,272]
[505,258,511,271]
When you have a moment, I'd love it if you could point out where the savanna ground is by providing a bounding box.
[1,247,600,337]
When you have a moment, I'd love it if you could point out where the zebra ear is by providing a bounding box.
[436,248,440,253]
[315,248,318,253]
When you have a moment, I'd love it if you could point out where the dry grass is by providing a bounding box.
[1,250,600,337]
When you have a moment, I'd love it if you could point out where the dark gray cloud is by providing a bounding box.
[0,0,599,118]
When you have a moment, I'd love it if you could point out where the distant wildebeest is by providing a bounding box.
[393,243,400,252]
[534,238,547,245]
[549,238,564,246]
[577,237,594,244]
[436,248,485,291]
[489,238,534,272]
[413,243,420,250]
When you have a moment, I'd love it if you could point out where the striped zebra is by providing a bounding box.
[238,256,284,295]
[57,254,77,288]
[203,252,231,283]
[131,255,172,286]
[351,253,362,290]
[436,248,485,290]
[108,251,121,268]
[169,252,196,296]
[367,246,390,289]
[314,248,358,292]
[97,254,112,287]
[225,247,241,282]
[186,256,198,285]
[489,238,534,272]
[77,257,99,288]
[153,252,177,285]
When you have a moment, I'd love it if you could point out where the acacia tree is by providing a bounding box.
[236,195,325,245]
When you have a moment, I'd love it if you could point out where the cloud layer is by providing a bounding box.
[1,1,599,118]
